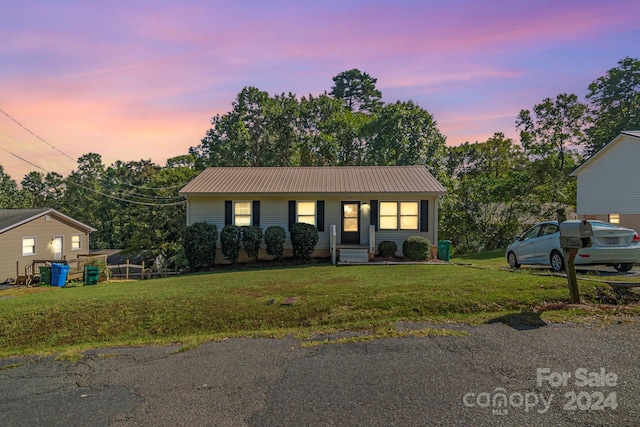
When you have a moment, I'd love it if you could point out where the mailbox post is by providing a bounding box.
[558,220,593,304]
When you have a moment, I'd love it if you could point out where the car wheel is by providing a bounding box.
[613,263,634,272]
[550,250,565,272]
[507,251,520,269]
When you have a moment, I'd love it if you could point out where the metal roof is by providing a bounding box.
[0,208,96,234]
[179,166,446,195]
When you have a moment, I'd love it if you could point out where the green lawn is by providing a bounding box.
[0,254,638,357]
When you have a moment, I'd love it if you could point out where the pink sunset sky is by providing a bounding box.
[1,0,639,180]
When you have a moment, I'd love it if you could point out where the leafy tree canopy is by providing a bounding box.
[586,56,640,154]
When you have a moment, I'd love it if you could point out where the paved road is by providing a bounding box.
[1,321,639,426]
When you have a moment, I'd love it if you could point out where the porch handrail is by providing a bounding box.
[369,224,375,254]
[330,224,337,265]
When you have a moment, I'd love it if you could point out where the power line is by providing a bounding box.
[0,107,76,162]
[0,146,49,173]
[70,180,186,206]
[0,145,186,207]
[0,107,191,193]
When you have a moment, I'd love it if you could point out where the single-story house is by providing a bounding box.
[179,166,446,263]
[570,130,640,232]
[0,208,95,283]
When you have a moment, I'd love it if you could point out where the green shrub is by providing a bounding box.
[221,225,242,263]
[402,235,431,261]
[183,222,218,270]
[290,223,319,260]
[265,226,286,261]
[242,225,263,262]
[170,247,189,271]
[378,240,398,258]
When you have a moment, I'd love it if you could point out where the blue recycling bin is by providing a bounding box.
[51,263,70,287]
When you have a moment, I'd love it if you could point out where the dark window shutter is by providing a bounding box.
[420,200,429,232]
[288,200,296,230]
[225,200,232,226]
[370,200,378,231]
[316,200,325,231]
[252,201,260,226]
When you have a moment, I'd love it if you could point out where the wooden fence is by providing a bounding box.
[107,259,177,280]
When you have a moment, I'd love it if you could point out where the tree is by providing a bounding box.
[296,94,344,165]
[364,100,447,177]
[116,162,194,266]
[192,87,298,168]
[62,153,108,248]
[516,93,587,171]
[516,94,587,205]
[21,171,47,207]
[586,57,640,154]
[439,134,537,253]
[330,69,382,113]
[0,165,32,208]
[43,172,65,208]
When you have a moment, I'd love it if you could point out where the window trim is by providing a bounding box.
[379,201,420,231]
[22,236,36,256]
[233,201,252,226]
[296,200,316,226]
[399,201,419,231]
[71,234,82,251]
[379,201,398,231]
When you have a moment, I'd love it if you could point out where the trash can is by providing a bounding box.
[51,263,70,287]
[39,266,51,286]
[437,240,451,261]
[84,266,100,285]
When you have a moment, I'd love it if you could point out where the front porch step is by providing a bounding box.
[338,248,370,264]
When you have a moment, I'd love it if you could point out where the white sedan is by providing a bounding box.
[506,220,640,272]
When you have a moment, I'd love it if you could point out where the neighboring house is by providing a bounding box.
[570,130,640,232]
[179,166,446,263]
[0,208,95,283]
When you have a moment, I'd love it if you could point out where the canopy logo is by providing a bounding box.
[463,367,619,416]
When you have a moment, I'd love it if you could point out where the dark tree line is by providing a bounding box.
[189,69,448,179]
[2,58,639,259]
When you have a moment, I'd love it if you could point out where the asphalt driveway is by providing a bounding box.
[1,320,639,426]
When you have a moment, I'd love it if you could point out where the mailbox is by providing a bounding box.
[559,220,593,248]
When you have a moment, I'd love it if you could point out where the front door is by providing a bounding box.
[341,202,360,245]
[52,236,63,260]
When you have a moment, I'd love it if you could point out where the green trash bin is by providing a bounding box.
[437,240,451,261]
[84,266,100,285]
[39,266,51,286]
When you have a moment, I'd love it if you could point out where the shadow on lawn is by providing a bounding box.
[487,311,547,331]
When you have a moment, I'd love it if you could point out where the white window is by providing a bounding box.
[22,237,36,256]
[400,202,419,230]
[234,201,251,226]
[297,201,316,225]
[71,234,81,250]
[609,214,620,224]
[379,202,398,230]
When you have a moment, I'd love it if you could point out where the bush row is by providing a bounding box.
[185,222,434,271]
[183,222,320,270]
[378,236,432,261]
